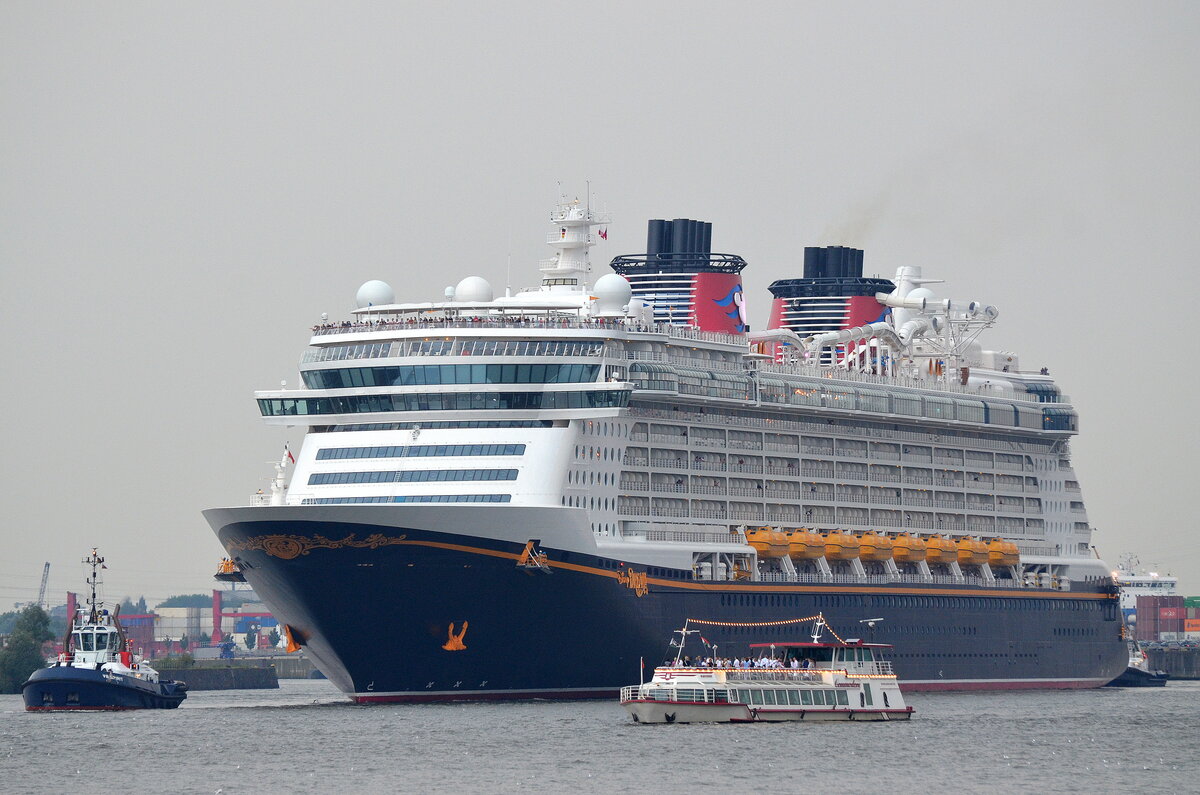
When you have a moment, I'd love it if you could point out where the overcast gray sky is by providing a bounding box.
[3,1,1198,605]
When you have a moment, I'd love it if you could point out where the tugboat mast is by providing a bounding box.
[83,548,104,623]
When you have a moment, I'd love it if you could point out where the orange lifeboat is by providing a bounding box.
[824,531,861,561]
[747,528,788,559]
[987,538,1020,567]
[957,537,989,567]
[787,530,825,560]
[892,533,927,563]
[925,535,957,565]
[858,532,894,562]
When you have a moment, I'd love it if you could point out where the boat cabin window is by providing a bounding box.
[94,632,109,651]
[836,690,849,706]
[862,648,874,662]
[800,690,813,705]
[80,631,94,651]
[809,648,833,664]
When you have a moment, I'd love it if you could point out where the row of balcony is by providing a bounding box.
[623,458,1035,492]
[630,435,1029,472]
[616,505,1028,533]
[627,407,1053,459]
[619,483,1035,512]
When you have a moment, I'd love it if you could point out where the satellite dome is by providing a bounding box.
[356,280,395,308]
[455,276,493,303]
[906,287,935,305]
[592,273,632,314]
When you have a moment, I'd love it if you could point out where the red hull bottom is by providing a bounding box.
[26,705,142,712]
[901,678,1107,692]
[352,678,1107,703]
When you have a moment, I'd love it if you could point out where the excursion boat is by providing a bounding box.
[620,616,913,723]
[22,550,188,711]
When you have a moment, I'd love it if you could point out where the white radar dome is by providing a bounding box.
[455,276,493,303]
[905,287,935,305]
[592,273,632,314]
[356,280,395,308]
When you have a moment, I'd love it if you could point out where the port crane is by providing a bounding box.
[37,562,50,609]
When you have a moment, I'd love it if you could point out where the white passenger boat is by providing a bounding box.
[621,615,913,723]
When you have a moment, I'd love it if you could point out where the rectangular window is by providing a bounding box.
[749,690,763,705]
[836,690,849,706]
[787,690,802,705]
[800,690,812,705]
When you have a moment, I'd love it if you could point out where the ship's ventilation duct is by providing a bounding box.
[876,292,997,321]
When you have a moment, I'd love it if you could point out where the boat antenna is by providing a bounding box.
[83,548,104,623]
[671,620,699,666]
[810,613,826,644]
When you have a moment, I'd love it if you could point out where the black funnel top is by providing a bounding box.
[611,218,745,274]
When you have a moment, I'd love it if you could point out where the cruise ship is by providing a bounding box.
[203,194,1127,702]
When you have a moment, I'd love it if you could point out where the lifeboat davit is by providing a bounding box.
[824,532,860,561]
[747,528,788,559]
[957,537,989,567]
[787,530,825,560]
[858,532,894,562]
[987,538,1020,567]
[924,535,957,565]
[892,533,927,563]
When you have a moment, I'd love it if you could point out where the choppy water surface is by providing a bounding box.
[2,681,1197,793]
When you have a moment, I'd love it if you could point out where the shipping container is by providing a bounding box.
[1184,596,1200,608]
[1185,618,1200,633]
[1160,607,1183,620]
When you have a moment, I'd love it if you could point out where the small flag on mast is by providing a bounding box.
[283,442,296,465]
[598,227,608,240]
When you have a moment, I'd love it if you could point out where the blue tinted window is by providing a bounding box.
[308,468,518,485]
[301,364,599,389]
[317,444,526,460]
[258,390,630,417]
[301,494,512,504]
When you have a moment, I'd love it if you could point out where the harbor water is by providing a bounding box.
[3,680,1197,793]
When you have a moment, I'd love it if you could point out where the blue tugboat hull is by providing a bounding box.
[22,665,188,711]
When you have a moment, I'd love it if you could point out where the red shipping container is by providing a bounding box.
[1161,607,1183,619]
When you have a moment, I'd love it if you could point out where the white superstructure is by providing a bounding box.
[251,194,1110,590]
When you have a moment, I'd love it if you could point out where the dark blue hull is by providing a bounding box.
[22,665,188,711]
[210,514,1128,702]
[1104,666,1169,687]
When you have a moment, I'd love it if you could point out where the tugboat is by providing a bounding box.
[1105,629,1169,688]
[620,615,913,723]
[22,549,188,711]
